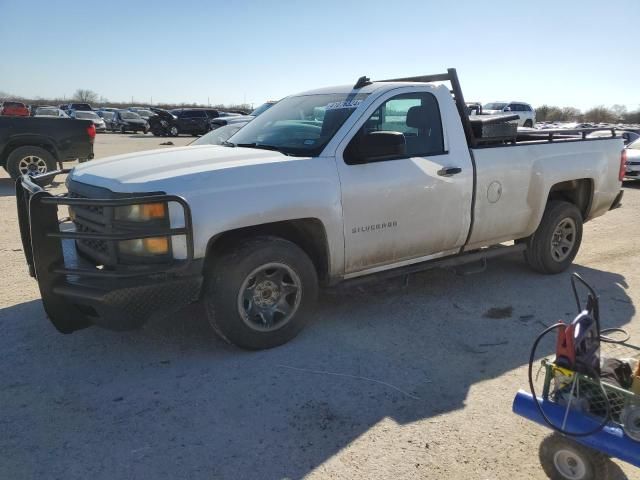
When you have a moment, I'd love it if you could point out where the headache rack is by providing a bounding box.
[373,68,624,148]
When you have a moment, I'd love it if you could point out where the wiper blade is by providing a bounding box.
[221,140,236,147]
[235,143,288,154]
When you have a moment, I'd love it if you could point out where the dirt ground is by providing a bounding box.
[1,133,639,480]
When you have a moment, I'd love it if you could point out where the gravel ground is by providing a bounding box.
[1,133,639,480]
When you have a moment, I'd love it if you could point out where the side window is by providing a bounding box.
[346,92,444,164]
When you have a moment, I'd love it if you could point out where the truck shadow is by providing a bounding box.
[1,258,635,479]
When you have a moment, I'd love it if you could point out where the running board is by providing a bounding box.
[333,243,526,289]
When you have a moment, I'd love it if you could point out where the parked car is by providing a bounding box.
[1,116,94,183]
[16,68,625,350]
[190,122,248,146]
[69,110,107,132]
[96,110,116,130]
[624,137,640,180]
[209,101,277,130]
[169,108,222,135]
[1,101,30,116]
[34,107,69,118]
[482,101,536,127]
[111,110,148,133]
[130,109,154,120]
[61,103,93,113]
[148,108,179,136]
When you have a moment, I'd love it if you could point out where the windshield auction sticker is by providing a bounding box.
[325,99,363,110]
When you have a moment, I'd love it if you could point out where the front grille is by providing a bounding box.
[68,190,115,266]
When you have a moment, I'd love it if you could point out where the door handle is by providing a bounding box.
[437,167,462,177]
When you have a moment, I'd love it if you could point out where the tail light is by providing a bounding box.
[87,124,96,141]
[619,149,627,182]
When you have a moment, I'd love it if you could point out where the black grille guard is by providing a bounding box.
[15,170,196,333]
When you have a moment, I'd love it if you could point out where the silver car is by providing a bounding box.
[624,137,640,180]
[70,110,107,132]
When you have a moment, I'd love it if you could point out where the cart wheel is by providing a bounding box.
[539,434,610,480]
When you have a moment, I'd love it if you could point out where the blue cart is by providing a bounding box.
[513,340,640,479]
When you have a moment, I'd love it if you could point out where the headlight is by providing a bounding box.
[118,237,170,256]
[115,202,167,222]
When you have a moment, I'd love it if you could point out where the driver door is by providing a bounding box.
[335,90,473,275]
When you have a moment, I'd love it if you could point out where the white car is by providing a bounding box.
[624,137,640,180]
[34,107,69,118]
[483,101,536,127]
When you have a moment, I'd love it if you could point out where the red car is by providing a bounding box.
[1,101,29,116]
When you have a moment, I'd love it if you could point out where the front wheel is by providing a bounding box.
[524,119,534,128]
[120,125,127,134]
[169,126,179,137]
[524,201,583,274]
[539,434,610,480]
[203,236,319,350]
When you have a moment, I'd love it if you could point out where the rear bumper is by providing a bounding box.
[16,172,200,333]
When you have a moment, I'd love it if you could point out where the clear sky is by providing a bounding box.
[1,0,637,110]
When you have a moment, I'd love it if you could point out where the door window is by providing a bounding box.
[346,92,444,163]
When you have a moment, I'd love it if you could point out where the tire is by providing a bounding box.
[6,146,57,182]
[169,126,179,137]
[524,200,583,274]
[539,434,610,480]
[524,119,534,128]
[120,125,126,134]
[203,236,319,350]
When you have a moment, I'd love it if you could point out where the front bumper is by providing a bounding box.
[16,172,201,333]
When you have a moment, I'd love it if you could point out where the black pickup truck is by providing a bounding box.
[1,116,95,184]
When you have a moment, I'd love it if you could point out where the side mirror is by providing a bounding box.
[347,131,406,164]
[503,106,512,112]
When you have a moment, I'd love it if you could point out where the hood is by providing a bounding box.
[69,145,307,193]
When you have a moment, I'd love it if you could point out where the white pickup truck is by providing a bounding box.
[17,69,626,349]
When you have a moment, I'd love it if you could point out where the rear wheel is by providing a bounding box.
[6,146,57,183]
[524,200,583,274]
[203,236,318,350]
[120,125,127,134]
[539,434,610,480]
[169,126,179,137]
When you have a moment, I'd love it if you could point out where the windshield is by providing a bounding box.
[120,111,140,119]
[483,102,507,110]
[191,124,246,146]
[250,102,275,116]
[227,93,368,156]
[136,110,153,117]
[75,111,99,119]
[629,138,640,150]
[101,111,114,120]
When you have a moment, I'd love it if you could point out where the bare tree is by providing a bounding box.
[73,89,99,103]
[583,106,615,124]
[610,104,627,121]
